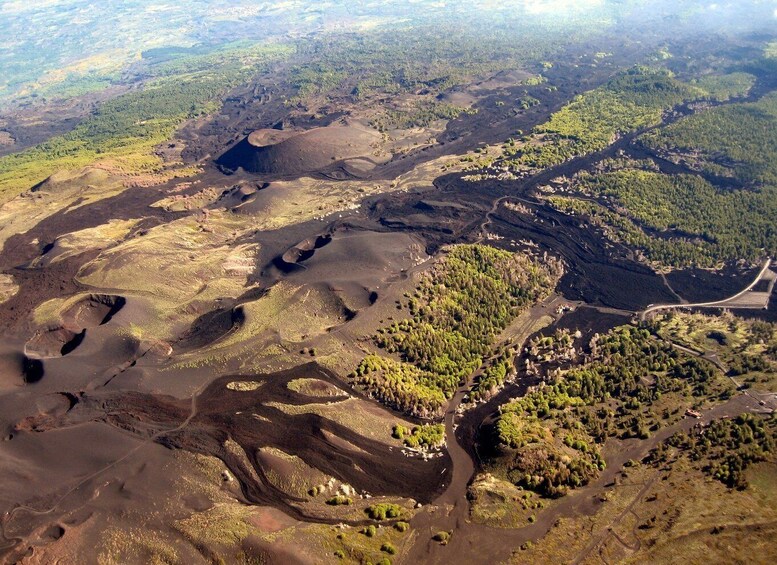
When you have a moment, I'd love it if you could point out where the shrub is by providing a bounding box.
[366,503,402,520]
[326,496,352,506]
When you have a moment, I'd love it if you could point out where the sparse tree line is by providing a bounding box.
[653,413,777,489]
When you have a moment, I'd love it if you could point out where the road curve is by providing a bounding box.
[641,258,773,321]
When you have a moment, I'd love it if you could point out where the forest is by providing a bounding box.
[504,68,759,172]
[290,23,563,106]
[691,72,755,102]
[569,168,777,267]
[0,43,291,205]
[353,244,562,418]
[547,196,721,268]
[641,91,777,187]
[369,101,471,132]
[505,67,703,169]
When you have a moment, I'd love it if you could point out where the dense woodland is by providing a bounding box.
[642,91,777,187]
[492,326,732,498]
[353,245,562,418]
[566,168,777,267]
[691,72,755,102]
[503,67,760,177]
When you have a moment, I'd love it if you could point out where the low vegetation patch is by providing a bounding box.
[468,473,544,528]
[656,311,777,380]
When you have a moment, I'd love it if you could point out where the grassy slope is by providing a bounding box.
[0,43,291,206]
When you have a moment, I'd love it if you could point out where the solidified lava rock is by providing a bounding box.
[22,357,44,384]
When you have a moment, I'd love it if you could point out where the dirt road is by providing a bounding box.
[642,258,774,320]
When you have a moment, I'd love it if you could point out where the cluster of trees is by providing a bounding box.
[379,245,562,379]
[470,346,517,402]
[642,91,777,186]
[365,503,403,521]
[353,355,447,418]
[728,353,772,376]
[750,319,777,347]
[354,245,562,418]
[504,443,603,498]
[491,326,732,498]
[506,67,701,169]
[663,413,776,489]
[516,95,541,111]
[326,495,353,506]
[392,423,445,449]
[353,245,561,417]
